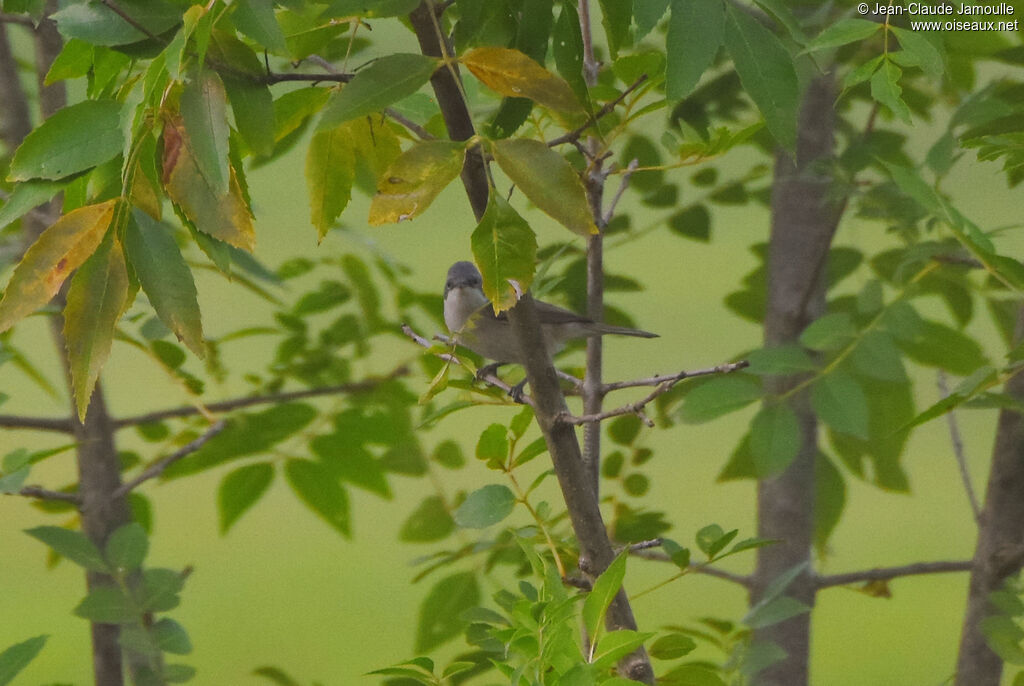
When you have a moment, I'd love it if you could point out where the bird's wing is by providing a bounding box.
[488,299,594,325]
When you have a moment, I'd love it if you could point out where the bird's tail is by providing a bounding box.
[586,323,658,338]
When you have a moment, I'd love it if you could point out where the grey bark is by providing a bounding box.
[955,306,1024,686]
[751,75,839,686]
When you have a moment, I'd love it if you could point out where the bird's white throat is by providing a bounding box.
[444,285,490,333]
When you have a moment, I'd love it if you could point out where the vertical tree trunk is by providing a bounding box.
[2,9,134,685]
[955,306,1024,686]
[750,75,838,686]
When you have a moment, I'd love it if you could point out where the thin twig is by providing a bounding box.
[630,549,752,587]
[815,560,973,589]
[559,360,750,426]
[385,108,434,140]
[602,360,749,393]
[111,420,227,498]
[16,485,81,505]
[113,367,408,428]
[937,371,982,523]
[547,75,649,148]
[603,158,639,226]
[0,414,74,433]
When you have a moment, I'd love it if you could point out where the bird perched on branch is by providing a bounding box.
[443,261,657,371]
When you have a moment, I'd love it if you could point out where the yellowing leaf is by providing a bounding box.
[306,123,355,241]
[461,47,582,113]
[64,234,131,421]
[470,194,537,312]
[0,199,116,334]
[492,138,596,235]
[162,115,255,251]
[368,141,464,225]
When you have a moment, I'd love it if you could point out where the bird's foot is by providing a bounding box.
[509,379,528,404]
[476,362,503,381]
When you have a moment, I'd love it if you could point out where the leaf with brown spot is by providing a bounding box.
[0,200,117,334]
[162,115,255,251]
[368,141,464,225]
[461,47,582,113]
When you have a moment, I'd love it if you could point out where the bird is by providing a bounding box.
[443,261,657,373]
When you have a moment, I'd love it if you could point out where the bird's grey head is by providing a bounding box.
[445,261,483,298]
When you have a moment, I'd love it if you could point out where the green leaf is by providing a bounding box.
[253,667,302,686]
[318,54,438,130]
[723,3,798,148]
[896,319,988,375]
[0,180,64,231]
[44,38,93,84]
[140,568,185,612]
[814,451,845,552]
[743,595,810,629]
[666,0,724,100]
[0,635,47,686]
[850,330,906,381]
[492,138,596,236]
[454,484,516,528]
[164,403,317,478]
[105,523,148,570]
[367,141,464,225]
[52,0,180,46]
[181,70,231,197]
[285,459,350,537]
[310,438,391,497]
[749,403,800,476]
[635,0,670,40]
[63,233,130,421]
[982,615,1024,665]
[399,495,455,542]
[870,59,912,124]
[476,423,509,467]
[462,47,582,112]
[649,632,697,660]
[163,664,196,683]
[842,55,885,95]
[582,551,627,637]
[209,32,277,158]
[803,18,880,53]
[233,0,287,52]
[10,100,124,180]
[599,0,632,58]
[745,345,818,376]
[662,664,726,686]
[25,526,108,572]
[151,618,192,655]
[470,194,538,312]
[416,571,479,651]
[661,538,690,569]
[552,0,588,102]
[74,586,135,623]
[218,462,275,533]
[306,123,355,240]
[124,209,203,357]
[811,371,870,440]
[799,313,857,351]
[678,376,762,423]
[668,204,711,241]
[592,629,653,669]
[696,523,738,557]
[890,27,943,80]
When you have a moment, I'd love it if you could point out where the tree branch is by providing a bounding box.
[113,367,409,428]
[15,485,81,504]
[547,75,648,148]
[0,12,34,27]
[816,560,973,589]
[0,414,74,433]
[559,360,750,427]
[630,549,752,587]
[601,360,750,393]
[111,420,227,499]
[577,0,599,86]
